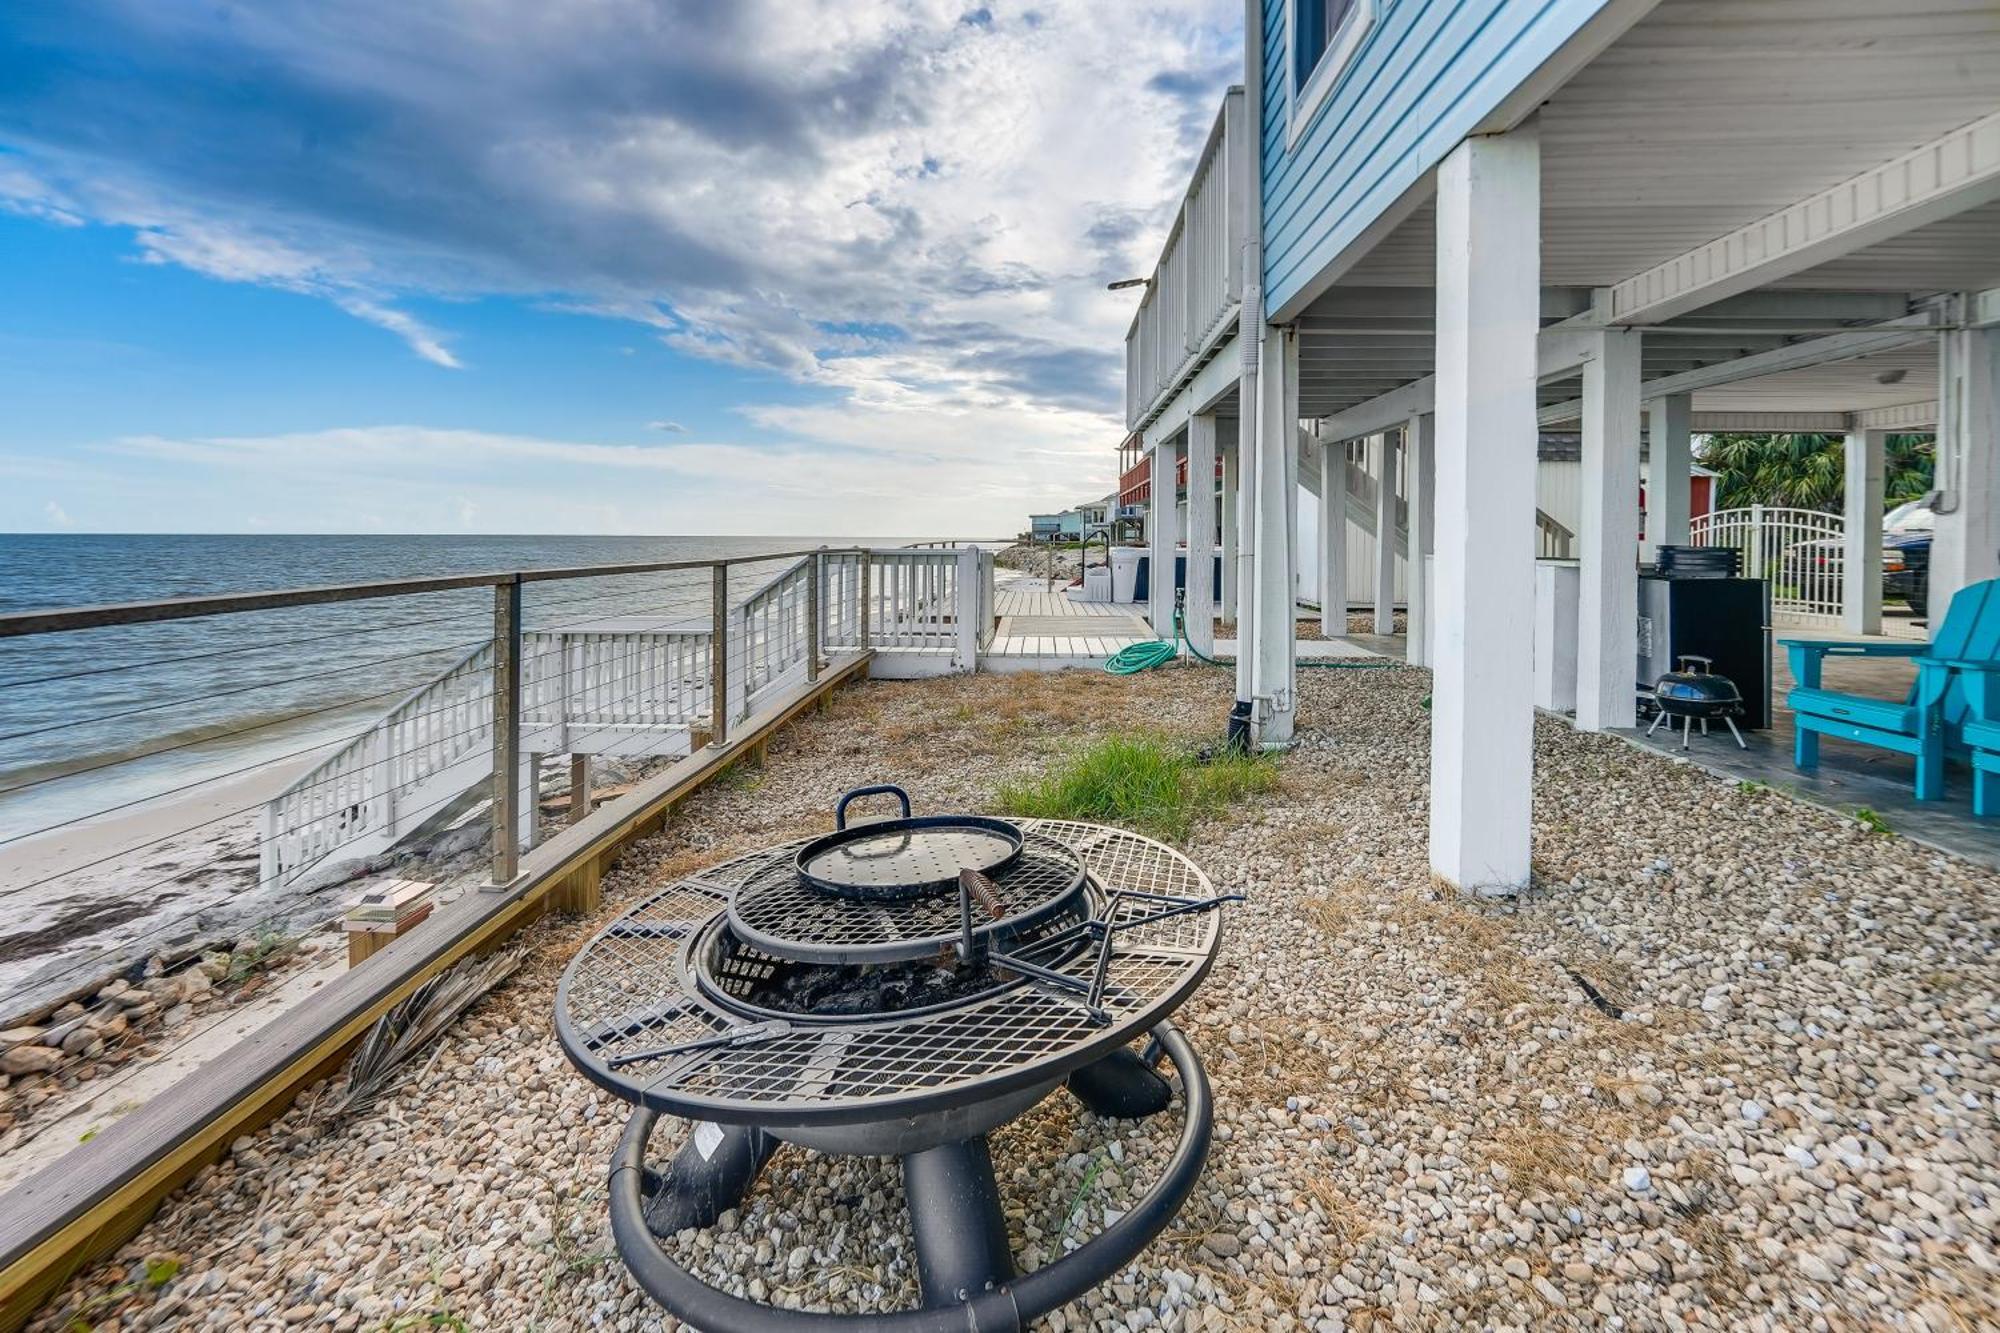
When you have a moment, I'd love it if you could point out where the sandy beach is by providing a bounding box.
[0,761,312,1022]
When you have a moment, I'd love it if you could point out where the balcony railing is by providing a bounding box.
[1124,87,1248,431]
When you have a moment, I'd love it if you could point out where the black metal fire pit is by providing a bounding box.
[554,809,1232,1333]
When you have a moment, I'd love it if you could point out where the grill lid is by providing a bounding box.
[798,825,1018,897]
[792,785,1024,903]
[735,828,1089,964]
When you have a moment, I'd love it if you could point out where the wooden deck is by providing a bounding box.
[987,575,1157,665]
[985,574,1384,668]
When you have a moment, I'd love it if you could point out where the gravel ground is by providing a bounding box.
[27,665,1997,1332]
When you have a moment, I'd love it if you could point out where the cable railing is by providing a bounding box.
[0,545,1000,1032]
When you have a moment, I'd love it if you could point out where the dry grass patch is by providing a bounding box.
[1480,1120,1594,1198]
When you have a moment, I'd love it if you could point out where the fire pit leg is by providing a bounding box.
[1066,1046,1173,1119]
[901,1137,1016,1315]
[642,1122,779,1238]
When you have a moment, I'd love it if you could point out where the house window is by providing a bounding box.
[1288,0,1372,145]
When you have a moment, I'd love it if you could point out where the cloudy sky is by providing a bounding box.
[0,1,1240,537]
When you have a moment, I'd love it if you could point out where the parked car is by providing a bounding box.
[1773,499,1933,610]
[1882,499,1932,610]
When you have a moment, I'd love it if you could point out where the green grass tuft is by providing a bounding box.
[1853,806,1892,835]
[995,734,1278,844]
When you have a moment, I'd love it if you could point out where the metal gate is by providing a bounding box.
[1688,505,1845,625]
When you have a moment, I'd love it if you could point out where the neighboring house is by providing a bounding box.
[1075,495,1116,530]
[1119,0,1997,894]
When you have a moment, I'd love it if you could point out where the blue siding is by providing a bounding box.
[1260,0,1611,315]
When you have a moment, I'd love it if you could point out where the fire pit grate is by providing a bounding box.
[731,827,1087,963]
[558,821,1218,1127]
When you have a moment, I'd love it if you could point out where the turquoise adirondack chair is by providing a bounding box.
[1963,687,2000,817]
[1784,579,2000,803]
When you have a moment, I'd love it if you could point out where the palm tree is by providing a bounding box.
[1695,433,1934,513]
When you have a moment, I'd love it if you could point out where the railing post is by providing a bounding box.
[807,551,822,682]
[955,546,980,672]
[1749,503,1767,580]
[710,562,730,748]
[569,754,592,825]
[859,550,873,650]
[488,575,522,888]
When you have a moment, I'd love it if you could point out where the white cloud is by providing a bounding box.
[98,415,1109,536]
[647,420,687,434]
[44,499,73,526]
[333,297,461,370]
[0,1,1241,523]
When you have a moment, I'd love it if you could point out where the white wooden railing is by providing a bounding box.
[261,550,999,885]
[1690,505,1843,624]
[1537,511,1576,560]
[263,623,711,888]
[1125,88,1247,430]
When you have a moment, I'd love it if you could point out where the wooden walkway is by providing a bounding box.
[988,575,1155,664]
[986,574,1383,667]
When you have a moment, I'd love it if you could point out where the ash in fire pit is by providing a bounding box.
[555,797,1233,1333]
[752,952,1000,1016]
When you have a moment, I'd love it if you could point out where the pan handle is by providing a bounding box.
[834,783,912,830]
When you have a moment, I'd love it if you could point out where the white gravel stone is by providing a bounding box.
[20,666,2000,1333]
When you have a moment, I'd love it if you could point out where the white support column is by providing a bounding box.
[1843,429,1886,635]
[1234,410,1259,706]
[1406,412,1436,666]
[1430,122,1540,895]
[1930,322,2000,622]
[1319,437,1348,637]
[1186,413,1219,656]
[1220,428,1239,622]
[1373,432,1398,634]
[1149,439,1182,635]
[1644,394,1693,561]
[1576,328,1643,732]
[1250,324,1299,745]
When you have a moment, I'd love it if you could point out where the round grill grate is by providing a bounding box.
[798,824,1017,900]
[730,829,1088,964]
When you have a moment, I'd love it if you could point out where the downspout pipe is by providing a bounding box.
[1228,0,1264,753]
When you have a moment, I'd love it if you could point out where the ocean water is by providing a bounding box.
[0,533,863,844]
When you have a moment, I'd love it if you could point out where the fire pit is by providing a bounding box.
[555,791,1233,1332]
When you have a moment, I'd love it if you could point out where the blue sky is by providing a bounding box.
[0,1,1239,536]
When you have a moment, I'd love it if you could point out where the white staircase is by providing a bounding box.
[1297,437,1574,609]
[260,626,707,889]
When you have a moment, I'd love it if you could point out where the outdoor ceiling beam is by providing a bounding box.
[1851,400,1940,431]
[1688,412,1853,433]
[1606,109,2000,325]
[1972,288,2000,329]
[1315,376,1437,442]
[1535,314,1939,424]
[1298,286,1591,327]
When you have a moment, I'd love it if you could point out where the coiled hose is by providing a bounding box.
[1103,600,1397,674]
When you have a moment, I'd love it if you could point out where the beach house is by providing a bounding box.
[1125,0,1999,894]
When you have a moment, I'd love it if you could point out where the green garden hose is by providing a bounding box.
[1103,604,1397,673]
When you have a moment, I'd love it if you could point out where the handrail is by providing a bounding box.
[1536,510,1576,560]
[1122,88,1247,431]
[0,546,868,640]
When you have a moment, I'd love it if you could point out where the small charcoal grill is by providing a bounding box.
[556,787,1235,1332]
[1646,654,1748,750]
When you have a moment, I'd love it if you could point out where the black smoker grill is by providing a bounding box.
[555,790,1233,1333]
